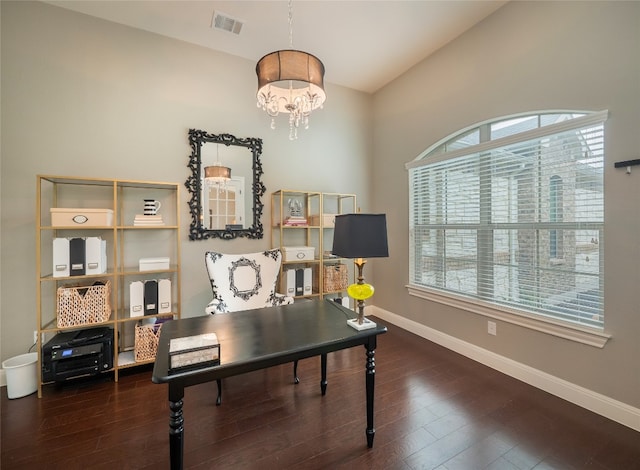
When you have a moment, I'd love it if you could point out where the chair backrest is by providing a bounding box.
[205,249,283,313]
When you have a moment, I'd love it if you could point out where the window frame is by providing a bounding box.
[406,110,610,348]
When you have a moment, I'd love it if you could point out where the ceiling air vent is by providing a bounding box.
[212,11,244,35]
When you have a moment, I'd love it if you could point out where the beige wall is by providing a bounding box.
[0,2,372,360]
[372,1,640,408]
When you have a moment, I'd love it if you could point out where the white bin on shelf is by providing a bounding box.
[2,352,38,399]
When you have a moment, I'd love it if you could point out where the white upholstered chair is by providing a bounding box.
[204,248,295,404]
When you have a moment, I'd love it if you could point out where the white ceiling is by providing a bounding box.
[44,0,507,94]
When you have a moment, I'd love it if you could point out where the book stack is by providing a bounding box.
[134,214,165,226]
[283,216,308,227]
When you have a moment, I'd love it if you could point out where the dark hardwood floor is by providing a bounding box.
[2,320,639,469]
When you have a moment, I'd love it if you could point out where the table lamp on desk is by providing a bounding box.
[331,213,389,330]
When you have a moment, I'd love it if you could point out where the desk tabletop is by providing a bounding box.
[152,299,387,384]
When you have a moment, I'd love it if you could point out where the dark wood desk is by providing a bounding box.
[152,299,387,470]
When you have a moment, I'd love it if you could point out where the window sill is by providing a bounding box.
[406,284,610,348]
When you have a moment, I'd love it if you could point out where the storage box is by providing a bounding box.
[169,333,220,372]
[56,280,111,328]
[134,321,163,362]
[130,281,144,317]
[323,264,349,292]
[85,237,107,275]
[281,267,313,297]
[282,246,315,261]
[50,208,113,227]
[309,214,337,228]
[139,257,170,271]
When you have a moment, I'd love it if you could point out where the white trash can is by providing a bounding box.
[2,352,38,399]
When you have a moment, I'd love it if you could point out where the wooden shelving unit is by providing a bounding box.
[35,175,181,397]
[320,192,357,301]
[271,189,356,302]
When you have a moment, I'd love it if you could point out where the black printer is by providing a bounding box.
[42,327,113,382]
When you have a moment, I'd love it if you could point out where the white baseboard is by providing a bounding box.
[370,305,640,433]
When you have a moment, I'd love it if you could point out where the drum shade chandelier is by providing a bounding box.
[256,0,326,140]
[204,164,231,182]
[204,144,231,183]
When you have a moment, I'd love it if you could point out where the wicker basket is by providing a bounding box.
[56,281,111,328]
[134,322,163,362]
[323,264,349,292]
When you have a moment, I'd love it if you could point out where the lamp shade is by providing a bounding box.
[332,214,389,259]
[204,165,231,181]
[256,50,326,115]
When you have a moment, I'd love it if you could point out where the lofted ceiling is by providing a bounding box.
[44,0,507,94]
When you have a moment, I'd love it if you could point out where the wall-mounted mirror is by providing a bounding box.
[185,130,265,240]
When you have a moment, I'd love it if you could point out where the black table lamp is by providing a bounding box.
[332,213,389,330]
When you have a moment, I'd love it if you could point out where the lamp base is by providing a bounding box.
[347,317,377,331]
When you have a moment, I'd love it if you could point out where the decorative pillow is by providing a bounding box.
[205,249,284,313]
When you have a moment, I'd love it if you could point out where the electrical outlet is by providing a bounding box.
[488,321,497,336]
[33,330,38,344]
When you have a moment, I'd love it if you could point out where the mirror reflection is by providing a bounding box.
[186,130,265,240]
[201,143,249,230]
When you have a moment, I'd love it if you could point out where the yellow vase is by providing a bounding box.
[347,283,375,301]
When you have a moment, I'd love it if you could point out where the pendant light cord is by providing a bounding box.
[288,0,294,49]
[288,0,294,96]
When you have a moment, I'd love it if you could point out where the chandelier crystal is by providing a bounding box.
[256,0,326,140]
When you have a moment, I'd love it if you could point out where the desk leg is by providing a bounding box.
[320,353,327,395]
[169,384,185,470]
[293,360,300,384]
[365,337,377,448]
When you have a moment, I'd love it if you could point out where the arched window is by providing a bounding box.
[406,111,606,329]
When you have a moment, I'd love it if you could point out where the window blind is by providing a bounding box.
[409,112,606,328]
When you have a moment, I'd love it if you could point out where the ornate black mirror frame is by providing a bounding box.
[185,129,265,240]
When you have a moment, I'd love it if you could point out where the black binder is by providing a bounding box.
[295,268,304,296]
[69,237,86,276]
[144,280,158,315]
